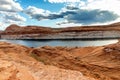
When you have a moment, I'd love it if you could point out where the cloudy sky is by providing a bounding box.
[0,0,120,30]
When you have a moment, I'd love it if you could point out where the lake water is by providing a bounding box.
[0,39,118,47]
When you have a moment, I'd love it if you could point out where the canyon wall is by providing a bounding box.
[1,31,120,39]
[1,23,120,40]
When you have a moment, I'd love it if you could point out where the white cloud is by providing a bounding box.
[56,22,82,28]
[82,0,120,15]
[0,0,23,12]
[0,0,26,30]
[26,6,51,16]
[87,0,94,3]
[24,6,53,20]
[0,12,26,30]
[3,13,26,23]
[24,5,118,25]
[46,0,81,3]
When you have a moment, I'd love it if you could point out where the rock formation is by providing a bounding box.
[0,42,95,80]
[1,22,120,39]
[0,41,120,80]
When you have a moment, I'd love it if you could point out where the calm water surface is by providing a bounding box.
[0,39,118,47]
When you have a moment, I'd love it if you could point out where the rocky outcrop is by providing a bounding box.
[3,24,53,34]
[5,24,21,32]
[31,42,120,80]
[0,41,120,80]
[0,42,95,80]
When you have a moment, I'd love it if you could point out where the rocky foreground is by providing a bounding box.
[0,41,120,80]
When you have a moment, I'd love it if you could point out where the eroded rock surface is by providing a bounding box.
[31,43,120,80]
[0,41,120,80]
[0,42,95,80]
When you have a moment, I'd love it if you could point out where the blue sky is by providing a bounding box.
[0,0,120,30]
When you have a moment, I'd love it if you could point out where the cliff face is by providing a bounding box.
[0,41,120,80]
[1,22,120,39]
[1,31,120,39]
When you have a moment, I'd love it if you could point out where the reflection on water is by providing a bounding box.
[0,39,118,47]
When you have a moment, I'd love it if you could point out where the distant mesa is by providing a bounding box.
[5,24,20,32]
[1,22,120,40]
[4,24,53,34]
[110,22,120,26]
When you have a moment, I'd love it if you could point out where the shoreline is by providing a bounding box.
[0,37,120,40]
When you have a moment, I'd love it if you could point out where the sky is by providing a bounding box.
[0,0,120,30]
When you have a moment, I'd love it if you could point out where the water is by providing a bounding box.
[0,39,118,47]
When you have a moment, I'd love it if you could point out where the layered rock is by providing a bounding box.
[1,22,120,39]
